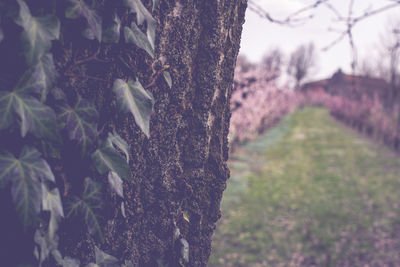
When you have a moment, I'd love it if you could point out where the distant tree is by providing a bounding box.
[236,54,256,73]
[382,19,400,94]
[358,18,400,101]
[260,48,283,83]
[287,43,317,89]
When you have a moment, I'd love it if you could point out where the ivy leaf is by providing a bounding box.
[108,172,123,198]
[152,0,160,11]
[163,71,172,88]
[112,79,154,137]
[0,91,16,131]
[12,170,41,228]
[92,142,131,180]
[106,131,130,163]
[52,250,81,267]
[0,146,55,190]
[15,53,58,102]
[102,13,120,43]
[66,0,102,42]
[123,0,156,48]
[15,0,60,65]
[40,140,61,159]
[41,183,64,239]
[57,97,98,156]
[0,146,55,227]
[67,177,103,241]
[62,257,81,267]
[124,24,154,58]
[0,150,17,188]
[12,92,60,141]
[94,246,119,267]
[34,230,59,267]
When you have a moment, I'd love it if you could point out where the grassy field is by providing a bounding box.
[210,107,400,266]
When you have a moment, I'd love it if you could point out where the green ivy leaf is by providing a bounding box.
[41,183,64,239]
[107,172,123,198]
[52,250,81,267]
[0,147,54,227]
[92,142,131,180]
[163,71,172,89]
[0,91,15,131]
[102,13,120,43]
[112,79,154,137]
[0,150,16,188]
[123,0,156,48]
[12,92,60,141]
[67,177,103,241]
[15,0,60,65]
[34,230,59,267]
[57,97,98,156]
[106,131,130,163]
[94,246,119,267]
[124,24,154,58]
[62,257,81,267]
[15,53,58,102]
[0,146,55,189]
[66,0,102,42]
[12,170,41,228]
[152,0,160,11]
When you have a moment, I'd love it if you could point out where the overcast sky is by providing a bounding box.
[239,0,400,80]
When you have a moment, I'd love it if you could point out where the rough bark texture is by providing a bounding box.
[0,0,246,266]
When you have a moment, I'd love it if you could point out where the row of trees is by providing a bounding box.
[359,18,400,98]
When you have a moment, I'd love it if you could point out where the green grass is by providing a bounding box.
[210,107,400,266]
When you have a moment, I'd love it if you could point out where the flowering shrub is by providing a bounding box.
[303,90,400,150]
[230,56,400,152]
[229,56,301,150]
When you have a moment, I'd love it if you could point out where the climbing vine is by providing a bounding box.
[0,0,174,266]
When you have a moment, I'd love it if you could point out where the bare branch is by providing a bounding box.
[247,0,328,27]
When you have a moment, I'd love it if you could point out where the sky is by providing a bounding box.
[239,0,400,81]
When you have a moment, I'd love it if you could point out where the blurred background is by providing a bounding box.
[210,0,400,266]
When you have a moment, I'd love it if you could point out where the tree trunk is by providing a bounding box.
[0,0,246,266]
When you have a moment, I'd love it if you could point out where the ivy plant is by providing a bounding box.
[0,0,176,265]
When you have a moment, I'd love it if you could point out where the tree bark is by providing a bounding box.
[0,0,246,266]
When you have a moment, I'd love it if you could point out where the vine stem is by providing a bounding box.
[64,73,109,83]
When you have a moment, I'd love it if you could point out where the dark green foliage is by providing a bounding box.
[0,91,15,130]
[67,177,104,241]
[34,229,59,267]
[102,13,121,43]
[152,0,160,11]
[65,0,102,41]
[163,71,172,89]
[123,0,156,48]
[0,146,54,227]
[57,96,99,157]
[15,53,58,102]
[12,92,60,141]
[93,246,119,267]
[15,0,60,65]
[92,140,131,180]
[108,172,124,198]
[112,78,154,137]
[107,131,130,163]
[0,0,163,264]
[124,23,154,58]
[41,183,64,238]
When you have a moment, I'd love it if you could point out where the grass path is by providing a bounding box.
[210,107,400,266]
